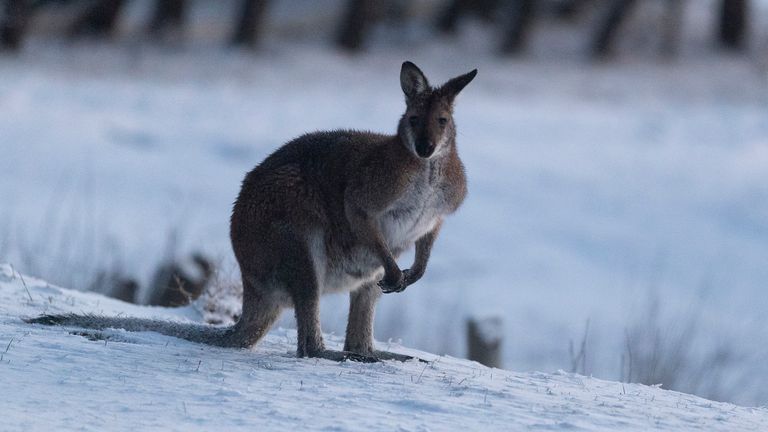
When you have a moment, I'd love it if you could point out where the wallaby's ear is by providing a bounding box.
[440,68,478,102]
[400,61,430,100]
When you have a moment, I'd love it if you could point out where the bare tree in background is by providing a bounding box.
[718,0,748,50]
[590,0,638,59]
[499,0,535,55]
[467,317,503,368]
[69,0,125,38]
[0,0,30,51]
[147,0,186,40]
[437,0,499,35]
[437,0,469,34]
[660,0,685,58]
[553,0,592,21]
[231,0,270,49]
[336,0,374,52]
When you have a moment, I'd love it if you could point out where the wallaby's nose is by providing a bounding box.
[415,141,435,158]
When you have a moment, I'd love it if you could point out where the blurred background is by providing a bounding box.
[1,0,767,406]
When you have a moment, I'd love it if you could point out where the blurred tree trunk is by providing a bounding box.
[437,0,468,34]
[554,0,591,21]
[590,0,638,59]
[500,0,535,55]
[147,0,187,40]
[0,0,30,51]
[69,0,125,38]
[660,0,684,58]
[336,0,374,52]
[718,0,748,50]
[467,317,503,368]
[437,0,499,34]
[231,0,270,49]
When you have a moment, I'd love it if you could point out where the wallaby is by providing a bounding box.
[27,61,477,362]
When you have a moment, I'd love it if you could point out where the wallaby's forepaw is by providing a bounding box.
[379,269,412,294]
[378,280,405,294]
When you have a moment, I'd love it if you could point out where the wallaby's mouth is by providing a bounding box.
[415,142,436,158]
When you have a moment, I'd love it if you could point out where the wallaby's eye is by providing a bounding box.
[408,116,419,126]
[438,117,448,126]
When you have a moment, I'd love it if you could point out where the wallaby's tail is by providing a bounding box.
[25,314,247,348]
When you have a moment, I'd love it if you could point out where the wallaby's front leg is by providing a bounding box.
[346,205,405,292]
[382,220,442,294]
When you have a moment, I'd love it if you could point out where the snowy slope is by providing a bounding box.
[1,264,766,432]
[2,0,768,405]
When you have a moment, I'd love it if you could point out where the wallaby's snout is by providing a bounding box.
[399,61,477,160]
[415,140,435,159]
[414,126,437,159]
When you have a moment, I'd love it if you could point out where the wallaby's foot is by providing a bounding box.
[303,349,379,363]
[342,345,420,362]
[374,350,424,362]
[311,350,418,363]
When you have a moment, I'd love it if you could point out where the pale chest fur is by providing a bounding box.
[380,162,454,251]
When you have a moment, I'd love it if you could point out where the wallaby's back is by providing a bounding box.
[230,129,420,286]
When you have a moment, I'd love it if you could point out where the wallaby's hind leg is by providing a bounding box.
[291,276,377,362]
[285,244,378,362]
[284,246,331,357]
[344,282,380,355]
[344,282,414,362]
[292,275,325,357]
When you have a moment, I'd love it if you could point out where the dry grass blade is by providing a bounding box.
[9,264,33,302]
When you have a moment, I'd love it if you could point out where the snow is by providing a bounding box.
[2,0,768,407]
[1,264,767,431]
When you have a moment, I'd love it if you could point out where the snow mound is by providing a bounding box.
[1,263,766,431]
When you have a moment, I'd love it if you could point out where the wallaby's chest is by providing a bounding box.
[380,167,450,249]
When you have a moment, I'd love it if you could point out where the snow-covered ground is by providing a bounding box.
[2,0,768,407]
[1,264,767,431]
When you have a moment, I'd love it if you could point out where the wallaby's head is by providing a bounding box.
[398,61,477,159]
